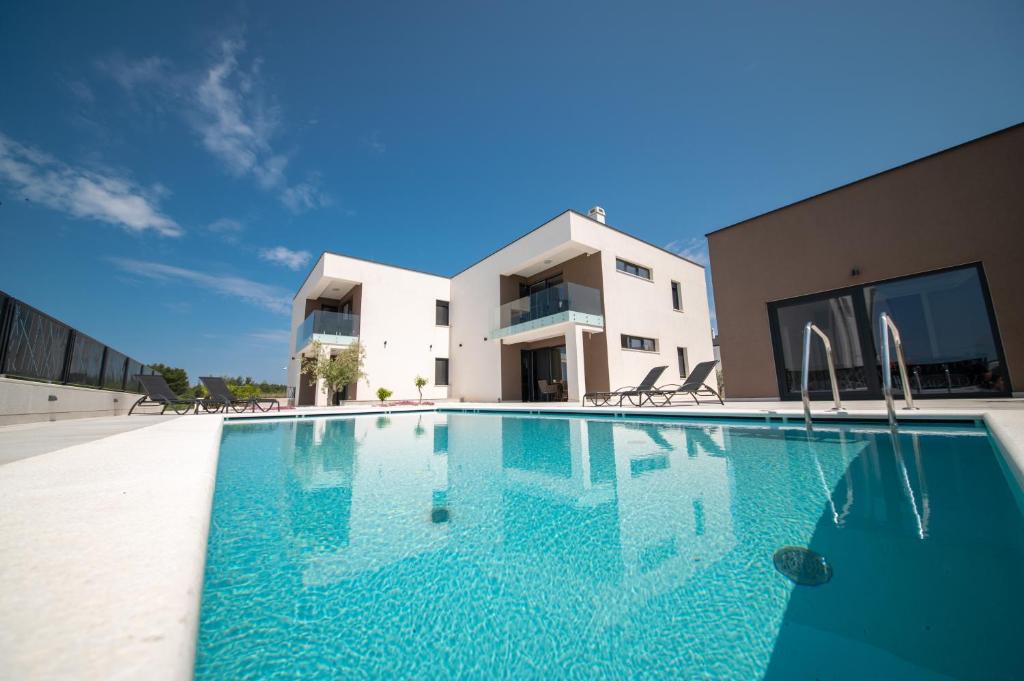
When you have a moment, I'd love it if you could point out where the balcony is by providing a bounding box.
[295,310,360,352]
[492,282,603,340]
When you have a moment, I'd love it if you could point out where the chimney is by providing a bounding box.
[588,206,606,224]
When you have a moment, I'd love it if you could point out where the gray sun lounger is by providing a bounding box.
[584,366,668,407]
[647,360,723,406]
[130,374,201,415]
[200,376,281,413]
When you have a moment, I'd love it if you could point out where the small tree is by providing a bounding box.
[414,375,428,404]
[376,387,392,405]
[301,341,367,405]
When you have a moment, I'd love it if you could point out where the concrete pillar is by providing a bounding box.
[564,325,588,403]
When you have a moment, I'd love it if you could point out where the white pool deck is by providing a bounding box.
[2,398,1023,680]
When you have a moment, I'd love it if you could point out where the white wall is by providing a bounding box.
[449,213,576,401]
[569,213,715,391]
[0,377,144,425]
[288,254,452,403]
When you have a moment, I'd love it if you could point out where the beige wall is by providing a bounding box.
[708,124,1024,399]
[0,377,144,425]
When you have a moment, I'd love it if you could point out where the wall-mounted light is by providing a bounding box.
[384,340,388,348]
[483,337,488,341]
[850,267,861,277]
[429,344,433,351]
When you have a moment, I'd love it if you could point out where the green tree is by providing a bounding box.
[150,363,189,396]
[301,341,367,405]
[376,387,393,405]
[414,375,428,404]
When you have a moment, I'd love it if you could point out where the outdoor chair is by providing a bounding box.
[583,366,668,407]
[200,376,280,413]
[537,379,559,402]
[646,360,723,406]
[130,375,201,415]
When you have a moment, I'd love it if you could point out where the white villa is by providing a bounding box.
[287,208,714,406]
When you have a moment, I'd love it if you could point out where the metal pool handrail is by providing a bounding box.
[801,322,844,430]
[879,312,918,428]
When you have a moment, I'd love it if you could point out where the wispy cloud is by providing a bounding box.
[360,130,386,154]
[96,54,171,91]
[259,246,311,271]
[248,329,291,344]
[0,132,182,236]
[110,257,291,314]
[97,35,330,213]
[207,217,244,234]
[665,237,709,267]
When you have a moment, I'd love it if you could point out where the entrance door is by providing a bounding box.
[521,345,567,401]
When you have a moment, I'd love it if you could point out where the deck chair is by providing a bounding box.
[584,366,668,407]
[200,376,280,413]
[647,360,723,406]
[130,374,201,415]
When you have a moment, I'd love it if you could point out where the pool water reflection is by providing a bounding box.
[196,412,1024,680]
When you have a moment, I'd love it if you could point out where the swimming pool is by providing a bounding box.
[195,412,1024,680]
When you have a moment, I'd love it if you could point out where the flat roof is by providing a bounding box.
[294,207,705,298]
[705,121,1024,238]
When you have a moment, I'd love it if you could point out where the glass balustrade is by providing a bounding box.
[295,310,360,351]
[492,282,603,338]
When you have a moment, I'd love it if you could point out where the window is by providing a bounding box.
[671,281,682,311]
[435,300,449,326]
[677,347,689,378]
[616,258,652,280]
[435,358,450,386]
[621,334,657,352]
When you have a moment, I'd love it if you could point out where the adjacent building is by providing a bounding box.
[709,123,1023,401]
[288,208,713,405]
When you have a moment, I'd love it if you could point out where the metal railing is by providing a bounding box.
[879,312,918,428]
[801,322,844,430]
[0,290,154,393]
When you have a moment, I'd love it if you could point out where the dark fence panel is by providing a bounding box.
[67,333,106,387]
[101,349,128,391]
[125,360,143,392]
[0,290,152,393]
[2,301,71,382]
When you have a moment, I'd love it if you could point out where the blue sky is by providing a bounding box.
[1,1,1022,383]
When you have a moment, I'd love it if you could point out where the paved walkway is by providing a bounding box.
[0,415,176,465]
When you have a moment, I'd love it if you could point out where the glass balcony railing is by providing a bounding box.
[492,282,603,338]
[295,310,360,351]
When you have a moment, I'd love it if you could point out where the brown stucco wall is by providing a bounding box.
[708,124,1024,399]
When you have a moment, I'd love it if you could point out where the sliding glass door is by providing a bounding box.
[769,264,1008,399]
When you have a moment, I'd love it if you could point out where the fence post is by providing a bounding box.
[61,330,76,384]
[0,296,12,373]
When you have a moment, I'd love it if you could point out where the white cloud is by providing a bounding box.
[110,257,291,314]
[97,54,170,91]
[248,329,291,344]
[259,246,311,271]
[0,132,182,236]
[207,217,244,233]
[98,37,331,213]
[666,237,709,267]
[281,177,331,214]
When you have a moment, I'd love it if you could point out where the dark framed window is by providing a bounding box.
[616,258,651,280]
[677,347,689,378]
[435,300,449,326]
[621,334,657,352]
[767,263,1010,400]
[435,358,449,386]
[671,281,682,311]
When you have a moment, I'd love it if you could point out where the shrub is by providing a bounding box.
[376,387,393,405]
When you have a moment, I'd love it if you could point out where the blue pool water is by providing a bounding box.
[196,412,1024,680]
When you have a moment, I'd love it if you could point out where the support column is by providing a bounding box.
[564,325,588,403]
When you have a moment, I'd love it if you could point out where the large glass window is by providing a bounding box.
[769,264,1008,399]
[772,294,867,395]
[864,267,1004,395]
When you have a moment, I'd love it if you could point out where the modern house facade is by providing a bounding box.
[708,123,1023,401]
[288,208,714,406]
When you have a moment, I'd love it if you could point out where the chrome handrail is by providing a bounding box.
[879,312,918,428]
[801,322,844,430]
